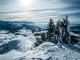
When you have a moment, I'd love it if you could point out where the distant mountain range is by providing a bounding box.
[0,20,42,33]
[0,20,34,25]
[11,21,34,25]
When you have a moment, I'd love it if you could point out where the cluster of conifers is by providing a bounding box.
[35,15,71,47]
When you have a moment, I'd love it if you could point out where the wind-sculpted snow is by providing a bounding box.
[0,30,36,59]
[15,42,80,60]
[0,39,80,60]
[17,40,34,52]
[0,38,34,54]
[0,40,20,54]
[0,29,80,60]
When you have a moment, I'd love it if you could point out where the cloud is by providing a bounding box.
[0,0,17,5]
[0,0,80,23]
[60,0,80,6]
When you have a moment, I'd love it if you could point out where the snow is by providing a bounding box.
[15,42,80,60]
[0,30,9,34]
[0,30,80,60]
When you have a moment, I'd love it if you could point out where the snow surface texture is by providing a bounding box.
[15,42,80,60]
[0,30,80,60]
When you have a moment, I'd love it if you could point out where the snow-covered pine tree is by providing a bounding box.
[62,15,71,44]
[56,19,63,47]
[46,19,55,43]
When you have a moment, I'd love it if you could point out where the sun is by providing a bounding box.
[20,0,33,6]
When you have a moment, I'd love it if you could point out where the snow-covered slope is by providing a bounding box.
[14,42,80,60]
[0,30,80,60]
[0,30,35,55]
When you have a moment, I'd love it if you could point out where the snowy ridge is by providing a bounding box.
[0,30,80,60]
[15,42,80,60]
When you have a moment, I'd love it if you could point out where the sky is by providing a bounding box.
[0,0,80,23]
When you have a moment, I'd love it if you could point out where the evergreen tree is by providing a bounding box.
[55,19,63,46]
[34,39,42,47]
[46,19,55,42]
[62,15,71,44]
[34,15,71,47]
[41,33,46,40]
